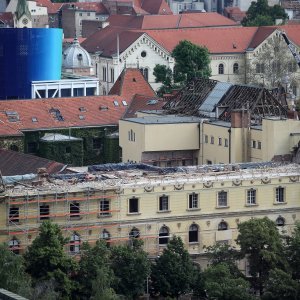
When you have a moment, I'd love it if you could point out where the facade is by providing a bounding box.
[167,0,204,14]
[82,24,300,98]
[1,162,299,269]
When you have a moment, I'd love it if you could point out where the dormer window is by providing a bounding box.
[77,53,83,61]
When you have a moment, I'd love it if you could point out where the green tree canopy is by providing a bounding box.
[75,240,116,300]
[153,40,211,95]
[262,268,300,300]
[236,217,288,293]
[151,236,197,299]
[0,244,31,298]
[242,0,288,26]
[203,263,255,300]
[111,240,150,299]
[24,221,77,299]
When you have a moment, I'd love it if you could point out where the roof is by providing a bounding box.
[81,27,143,56]
[40,133,83,142]
[123,94,165,118]
[35,0,64,14]
[223,6,246,23]
[107,12,238,30]
[0,96,129,135]
[0,12,14,27]
[0,149,66,176]
[138,0,173,15]
[124,115,204,124]
[62,2,109,14]
[109,68,157,100]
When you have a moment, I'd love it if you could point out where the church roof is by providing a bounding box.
[15,0,31,20]
[63,38,92,69]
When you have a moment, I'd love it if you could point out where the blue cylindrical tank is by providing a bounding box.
[0,28,63,100]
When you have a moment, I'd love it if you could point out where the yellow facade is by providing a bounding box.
[1,163,299,268]
[120,116,300,166]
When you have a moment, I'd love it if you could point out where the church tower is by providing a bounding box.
[14,0,32,28]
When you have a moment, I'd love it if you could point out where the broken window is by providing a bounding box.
[39,204,50,220]
[9,207,19,224]
[129,197,139,213]
[189,224,198,243]
[159,226,169,245]
[70,202,80,218]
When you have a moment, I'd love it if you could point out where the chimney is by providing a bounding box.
[231,109,249,128]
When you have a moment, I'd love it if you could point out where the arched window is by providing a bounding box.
[100,229,111,241]
[10,144,19,152]
[129,227,140,238]
[9,238,20,254]
[159,226,169,245]
[189,224,198,243]
[218,221,228,231]
[218,63,224,75]
[276,216,285,227]
[233,63,239,74]
[70,233,80,254]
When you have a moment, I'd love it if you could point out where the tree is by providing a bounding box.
[154,40,211,95]
[262,268,300,300]
[24,221,78,299]
[246,33,299,89]
[285,222,300,280]
[242,0,288,26]
[205,243,243,277]
[203,263,255,300]
[0,244,32,298]
[111,239,150,299]
[151,236,197,299]
[236,217,288,294]
[75,240,117,300]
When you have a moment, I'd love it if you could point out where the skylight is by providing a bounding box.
[32,117,38,122]
[113,100,119,106]
[147,99,158,105]
[6,111,20,122]
[122,100,128,106]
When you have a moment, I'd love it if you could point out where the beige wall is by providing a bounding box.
[1,166,299,263]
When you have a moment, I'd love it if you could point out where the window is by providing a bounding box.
[129,227,140,238]
[122,100,128,106]
[159,226,169,245]
[247,189,256,205]
[256,63,265,74]
[128,129,135,142]
[70,233,80,254]
[93,138,102,150]
[189,224,198,243]
[110,68,114,82]
[257,141,261,149]
[276,216,285,227]
[207,160,212,165]
[129,197,139,213]
[217,191,228,207]
[65,146,71,153]
[9,238,20,254]
[27,142,37,153]
[188,193,198,209]
[218,63,224,74]
[288,61,297,73]
[140,68,149,81]
[9,207,19,223]
[70,202,80,218]
[100,229,110,241]
[100,199,110,216]
[224,138,228,147]
[113,100,119,106]
[102,66,107,81]
[159,195,169,211]
[252,140,256,148]
[39,204,49,220]
[10,144,19,152]
[272,61,281,73]
[204,135,208,143]
[218,221,228,231]
[31,117,38,122]
[210,136,214,144]
[233,63,239,74]
[218,137,222,146]
[141,51,147,58]
[275,187,285,203]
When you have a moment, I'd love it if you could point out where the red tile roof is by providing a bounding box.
[82,27,144,55]
[0,12,14,27]
[0,149,66,176]
[223,6,246,23]
[0,96,128,134]
[62,2,109,14]
[123,94,165,118]
[109,68,156,100]
[139,0,172,15]
[107,12,238,29]
[35,0,64,14]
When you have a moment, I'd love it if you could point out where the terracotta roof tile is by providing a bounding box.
[62,2,109,14]
[109,68,156,100]
[123,94,165,118]
[0,96,129,134]
[140,0,172,15]
[35,0,64,14]
[0,149,66,176]
[0,12,14,27]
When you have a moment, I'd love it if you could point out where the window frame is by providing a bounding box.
[159,226,170,245]
[128,197,139,214]
[217,190,228,207]
[218,63,224,74]
[39,204,50,220]
[188,193,199,210]
[69,202,80,219]
[158,194,169,212]
[218,221,228,231]
[99,199,110,216]
[275,187,285,203]
[9,207,19,224]
[246,189,257,205]
[70,233,80,254]
[188,224,199,243]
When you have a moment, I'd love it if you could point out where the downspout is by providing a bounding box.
[228,128,231,164]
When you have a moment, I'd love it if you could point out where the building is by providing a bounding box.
[167,0,204,14]
[119,77,300,166]
[82,23,300,97]
[1,162,299,270]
